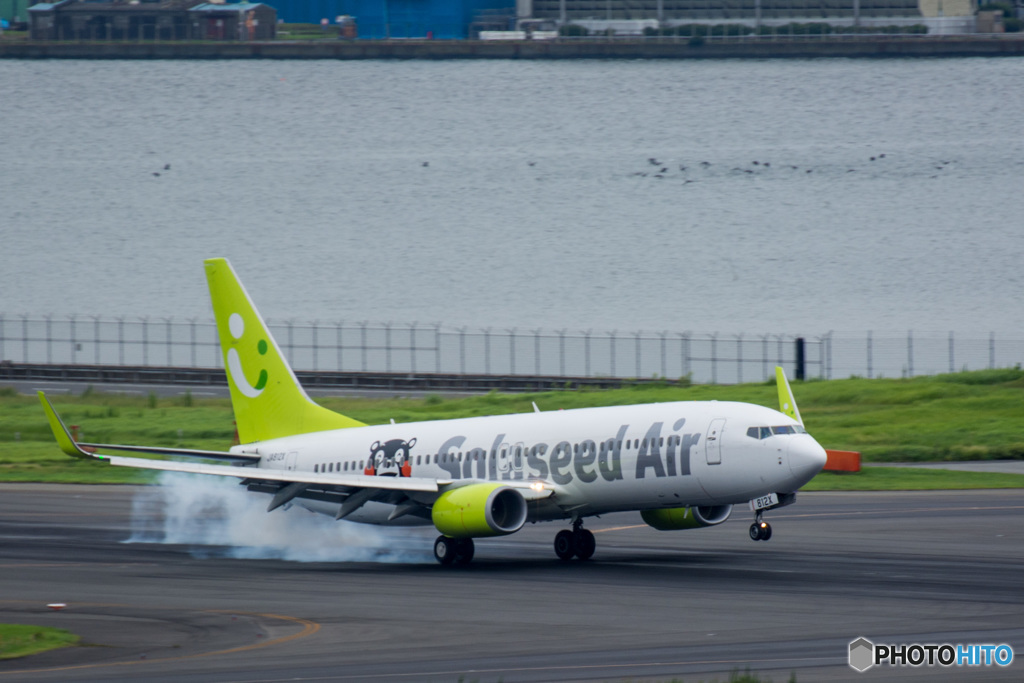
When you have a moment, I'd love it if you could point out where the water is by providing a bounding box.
[3,58,1023,339]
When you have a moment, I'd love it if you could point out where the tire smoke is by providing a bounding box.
[126,472,432,563]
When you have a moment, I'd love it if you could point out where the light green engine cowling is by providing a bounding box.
[431,483,528,538]
[641,505,733,531]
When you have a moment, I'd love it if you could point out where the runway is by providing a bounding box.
[1,484,1021,682]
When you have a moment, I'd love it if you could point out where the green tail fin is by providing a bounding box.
[204,258,365,443]
[775,366,803,425]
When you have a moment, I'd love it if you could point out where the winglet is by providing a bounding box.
[38,392,102,460]
[775,367,803,425]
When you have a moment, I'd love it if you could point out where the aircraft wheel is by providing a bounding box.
[749,523,762,541]
[761,523,772,541]
[574,529,596,561]
[454,538,475,565]
[554,529,576,560]
[434,535,455,565]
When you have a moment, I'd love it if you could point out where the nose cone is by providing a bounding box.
[789,436,828,486]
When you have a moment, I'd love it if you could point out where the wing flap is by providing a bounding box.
[100,453,445,492]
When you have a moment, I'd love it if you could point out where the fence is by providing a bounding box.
[2,315,1022,385]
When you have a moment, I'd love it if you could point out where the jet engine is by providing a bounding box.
[431,483,528,538]
[640,504,733,531]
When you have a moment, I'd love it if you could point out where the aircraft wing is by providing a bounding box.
[38,391,447,495]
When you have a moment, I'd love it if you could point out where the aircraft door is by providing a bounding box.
[285,451,298,470]
[705,419,725,465]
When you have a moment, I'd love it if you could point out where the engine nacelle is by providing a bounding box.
[640,504,733,531]
[431,483,528,538]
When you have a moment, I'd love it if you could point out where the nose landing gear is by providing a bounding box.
[749,512,772,541]
[554,518,596,560]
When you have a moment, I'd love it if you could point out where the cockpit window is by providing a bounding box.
[748,425,806,439]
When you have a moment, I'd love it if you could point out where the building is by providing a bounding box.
[269,0,515,38]
[189,2,277,39]
[28,0,276,40]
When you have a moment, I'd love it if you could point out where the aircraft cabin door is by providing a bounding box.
[285,451,298,471]
[705,419,726,465]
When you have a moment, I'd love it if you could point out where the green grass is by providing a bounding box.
[805,467,1024,491]
[2,368,1023,485]
[0,624,79,660]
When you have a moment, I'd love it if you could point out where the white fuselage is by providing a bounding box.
[239,400,827,525]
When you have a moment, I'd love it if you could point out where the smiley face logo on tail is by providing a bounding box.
[226,313,268,398]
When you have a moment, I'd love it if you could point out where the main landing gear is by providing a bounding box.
[554,518,596,561]
[434,536,475,565]
[749,512,772,542]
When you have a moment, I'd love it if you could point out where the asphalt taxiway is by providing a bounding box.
[1,485,1021,682]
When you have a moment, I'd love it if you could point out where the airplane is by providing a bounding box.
[40,258,828,565]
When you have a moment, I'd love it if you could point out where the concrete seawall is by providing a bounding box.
[3,36,1024,59]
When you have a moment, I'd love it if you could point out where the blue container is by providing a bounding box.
[273,0,511,39]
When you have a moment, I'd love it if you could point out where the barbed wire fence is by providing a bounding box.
[1,315,1022,385]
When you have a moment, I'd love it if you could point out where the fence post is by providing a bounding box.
[507,328,516,375]
[434,324,441,374]
[360,321,368,372]
[660,331,668,379]
[410,322,418,375]
[794,336,805,381]
[311,320,319,371]
[948,331,954,373]
[188,317,197,367]
[384,322,392,373]
[533,329,541,376]
[867,330,873,379]
[761,334,769,380]
[680,333,690,380]
[0,314,4,362]
[20,314,28,364]
[483,327,491,375]
[609,331,617,377]
[907,329,914,377]
[117,316,125,365]
[458,327,466,374]
[711,333,718,384]
[583,330,592,377]
[94,316,102,365]
[69,315,77,364]
[557,330,566,376]
[989,332,995,369]
[141,316,148,366]
[164,317,172,366]
[635,331,643,378]
[736,334,745,383]
[44,314,52,364]
[827,332,833,379]
[336,321,344,372]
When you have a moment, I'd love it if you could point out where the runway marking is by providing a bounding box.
[217,655,840,681]
[0,607,320,676]
[588,504,1024,533]
[0,562,156,569]
[775,504,1024,519]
